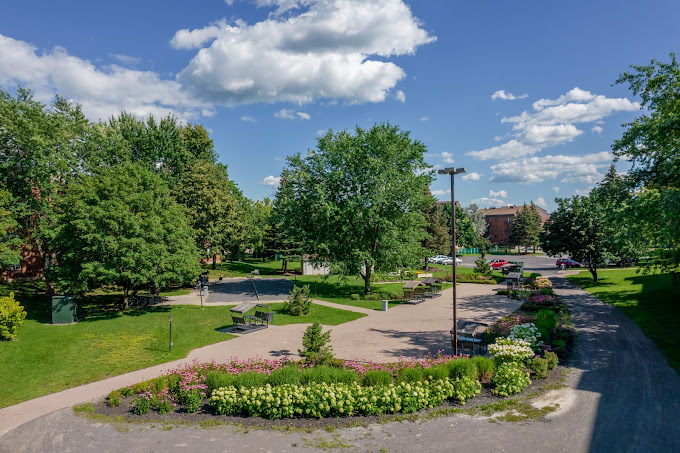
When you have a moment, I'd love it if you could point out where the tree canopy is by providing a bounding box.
[274,123,432,293]
[508,203,542,252]
[48,163,200,306]
[540,196,613,282]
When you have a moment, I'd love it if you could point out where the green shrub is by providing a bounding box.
[450,376,482,403]
[471,356,495,382]
[422,365,449,381]
[474,251,492,275]
[535,309,557,343]
[206,371,237,393]
[298,322,334,366]
[107,391,122,407]
[301,366,358,385]
[284,285,312,316]
[133,396,152,415]
[446,359,478,381]
[120,387,134,397]
[491,362,531,397]
[397,367,424,383]
[234,371,268,388]
[528,356,550,379]
[0,292,27,340]
[544,351,559,369]
[362,370,393,387]
[267,366,302,386]
[157,399,174,414]
[181,389,202,413]
[364,293,380,301]
[152,377,166,395]
[496,289,510,296]
[350,294,360,301]
[539,287,554,295]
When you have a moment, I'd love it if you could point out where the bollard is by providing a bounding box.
[382,300,388,311]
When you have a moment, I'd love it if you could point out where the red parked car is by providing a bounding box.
[487,259,508,269]
[556,258,581,268]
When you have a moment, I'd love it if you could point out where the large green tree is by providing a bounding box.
[0,189,22,268]
[275,123,431,293]
[540,196,613,282]
[422,194,450,269]
[441,203,477,251]
[508,203,542,253]
[613,54,680,284]
[173,161,239,267]
[48,163,200,307]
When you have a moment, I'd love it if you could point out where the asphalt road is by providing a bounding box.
[457,253,567,277]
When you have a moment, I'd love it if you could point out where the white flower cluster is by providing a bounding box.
[488,338,535,363]
[508,323,542,348]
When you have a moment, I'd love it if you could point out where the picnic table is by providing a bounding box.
[421,277,443,297]
[229,302,273,333]
[453,320,489,355]
[402,281,425,304]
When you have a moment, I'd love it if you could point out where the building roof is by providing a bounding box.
[478,204,549,218]
[437,200,461,208]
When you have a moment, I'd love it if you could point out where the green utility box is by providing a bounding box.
[52,295,76,324]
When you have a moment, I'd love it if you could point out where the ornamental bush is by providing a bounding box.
[445,357,478,381]
[267,365,302,387]
[508,323,542,349]
[0,292,27,340]
[471,356,495,382]
[491,362,531,397]
[488,338,535,364]
[208,377,476,419]
[284,285,312,316]
[299,322,334,366]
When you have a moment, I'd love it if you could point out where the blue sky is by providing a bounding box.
[2,0,679,211]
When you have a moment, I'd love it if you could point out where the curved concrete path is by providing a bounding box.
[2,277,679,452]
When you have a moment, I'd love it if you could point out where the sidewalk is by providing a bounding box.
[0,282,520,436]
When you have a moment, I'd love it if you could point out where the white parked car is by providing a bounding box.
[429,255,450,264]
[442,257,463,265]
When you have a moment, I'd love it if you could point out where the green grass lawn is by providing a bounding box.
[567,268,680,373]
[0,280,363,409]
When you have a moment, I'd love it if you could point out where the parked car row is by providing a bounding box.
[487,259,507,269]
[442,257,462,265]
[556,258,581,268]
[428,255,463,265]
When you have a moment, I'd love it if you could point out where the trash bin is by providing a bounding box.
[382,300,388,311]
[52,295,76,324]
[560,263,566,271]
[202,285,209,297]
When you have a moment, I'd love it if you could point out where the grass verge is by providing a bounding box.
[567,268,680,373]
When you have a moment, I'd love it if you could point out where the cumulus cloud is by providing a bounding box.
[489,189,508,198]
[419,116,430,121]
[240,115,256,122]
[489,151,613,184]
[109,53,141,65]
[552,186,560,193]
[466,87,639,161]
[395,90,406,103]
[574,187,593,196]
[491,90,528,101]
[469,197,505,207]
[592,125,603,134]
[431,189,450,197]
[461,172,482,181]
[535,197,548,208]
[0,34,211,122]
[174,0,436,105]
[274,108,310,120]
[258,175,281,186]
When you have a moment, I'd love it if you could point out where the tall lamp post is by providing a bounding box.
[438,167,466,355]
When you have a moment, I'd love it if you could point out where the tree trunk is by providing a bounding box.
[589,266,598,282]
[122,285,130,310]
[212,254,217,270]
[363,262,372,294]
[282,258,288,273]
[424,257,429,271]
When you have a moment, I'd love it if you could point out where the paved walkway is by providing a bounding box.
[0,282,519,436]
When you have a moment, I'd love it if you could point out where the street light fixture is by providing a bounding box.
[437,167,466,355]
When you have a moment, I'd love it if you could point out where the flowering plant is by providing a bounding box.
[488,338,534,363]
[508,323,542,349]
[491,362,531,397]
[342,351,467,377]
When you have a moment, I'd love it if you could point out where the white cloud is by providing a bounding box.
[469,197,505,207]
[258,175,281,186]
[461,172,482,181]
[174,0,436,105]
[109,53,141,65]
[431,189,450,197]
[395,90,406,103]
[489,189,508,198]
[573,187,594,196]
[491,90,528,101]
[274,108,310,120]
[419,116,430,121]
[592,125,603,134]
[489,151,613,184]
[440,152,455,164]
[240,115,256,122]
[467,87,639,161]
[535,197,548,208]
[552,186,560,193]
[0,34,211,122]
